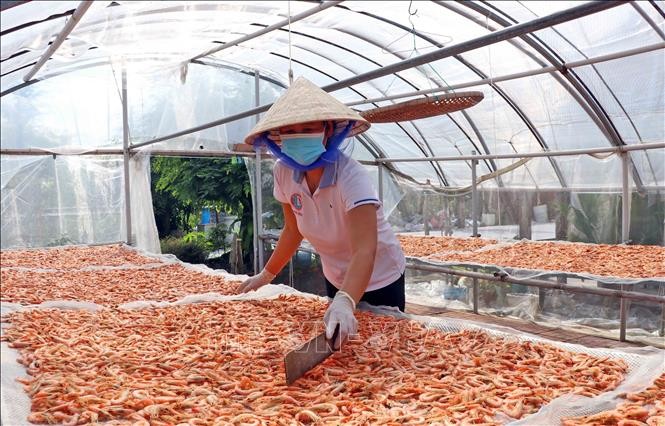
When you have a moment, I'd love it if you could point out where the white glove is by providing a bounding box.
[239,269,276,293]
[324,291,358,350]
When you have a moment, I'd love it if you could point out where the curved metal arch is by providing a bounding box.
[2,53,187,97]
[267,50,448,186]
[258,25,451,186]
[354,134,382,159]
[452,0,656,186]
[356,131,433,189]
[283,42,449,186]
[320,25,497,175]
[472,1,646,189]
[0,41,442,186]
[437,0,629,174]
[332,4,551,188]
[0,3,644,187]
[268,25,459,182]
[283,23,525,193]
[650,1,665,19]
[0,7,75,36]
[192,59,287,90]
[632,2,665,40]
[0,1,31,13]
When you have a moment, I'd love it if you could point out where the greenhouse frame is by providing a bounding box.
[1,1,664,425]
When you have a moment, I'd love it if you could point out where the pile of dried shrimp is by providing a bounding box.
[562,373,665,426]
[400,237,665,279]
[2,295,628,425]
[0,244,159,270]
[397,235,497,258]
[1,264,240,307]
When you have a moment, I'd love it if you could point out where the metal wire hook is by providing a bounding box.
[408,0,417,16]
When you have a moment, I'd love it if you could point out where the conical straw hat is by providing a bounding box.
[244,77,370,145]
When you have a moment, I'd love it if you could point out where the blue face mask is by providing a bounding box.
[280,132,326,166]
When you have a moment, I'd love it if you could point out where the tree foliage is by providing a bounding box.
[151,157,254,267]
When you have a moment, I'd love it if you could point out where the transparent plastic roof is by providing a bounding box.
[1,0,663,189]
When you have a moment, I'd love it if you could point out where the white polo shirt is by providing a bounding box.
[273,153,405,292]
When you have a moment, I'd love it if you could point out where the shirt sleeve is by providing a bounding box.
[272,161,288,204]
[339,160,381,212]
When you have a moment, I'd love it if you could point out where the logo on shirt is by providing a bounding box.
[290,193,303,211]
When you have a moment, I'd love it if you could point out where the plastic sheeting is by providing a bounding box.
[128,153,160,253]
[1,155,125,248]
[0,153,160,253]
[2,1,663,187]
[383,173,664,245]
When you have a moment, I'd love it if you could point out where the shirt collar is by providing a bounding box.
[292,160,338,188]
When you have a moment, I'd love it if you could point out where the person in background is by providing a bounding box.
[238,77,406,349]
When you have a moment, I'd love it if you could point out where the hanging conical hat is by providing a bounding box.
[244,77,370,145]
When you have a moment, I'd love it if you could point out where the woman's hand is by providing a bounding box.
[238,269,276,293]
[324,290,358,350]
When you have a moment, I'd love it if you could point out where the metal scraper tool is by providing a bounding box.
[284,325,339,385]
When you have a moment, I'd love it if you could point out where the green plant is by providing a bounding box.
[207,223,231,252]
[160,236,209,264]
[151,162,196,235]
[151,157,254,268]
[183,231,209,247]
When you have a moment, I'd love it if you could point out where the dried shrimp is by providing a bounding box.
[399,236,665,279]
[2,295,629,425]
[0,244,159,270]
[562,373,665,426]
[1,264,240,306]
[398,235,497,258]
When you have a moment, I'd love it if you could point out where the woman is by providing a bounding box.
[239,77,406,349]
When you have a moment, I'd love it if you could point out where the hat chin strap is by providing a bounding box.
[256,121,355,172]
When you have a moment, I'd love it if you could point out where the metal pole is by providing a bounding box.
[133,150,259,159]
[129,1,625,151]
[289,257,294,288]
[255,71,265,271]
[471,151,479,237]
[423,192,430,236]
[619,284,629,341]
[346,42,665,107]
[378,164,384,202]
[621,152,631,243]
[3,142,664,171]
[375,142,665,163]
[6,142,663,161]
[631,3,665,40]
[472,266,479,314]
[660,283,665,337]
[4,142,663,163]
[1,148,125,156]
[121,67,132,245]
[23,1,93,82]
[188,1,343,62]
